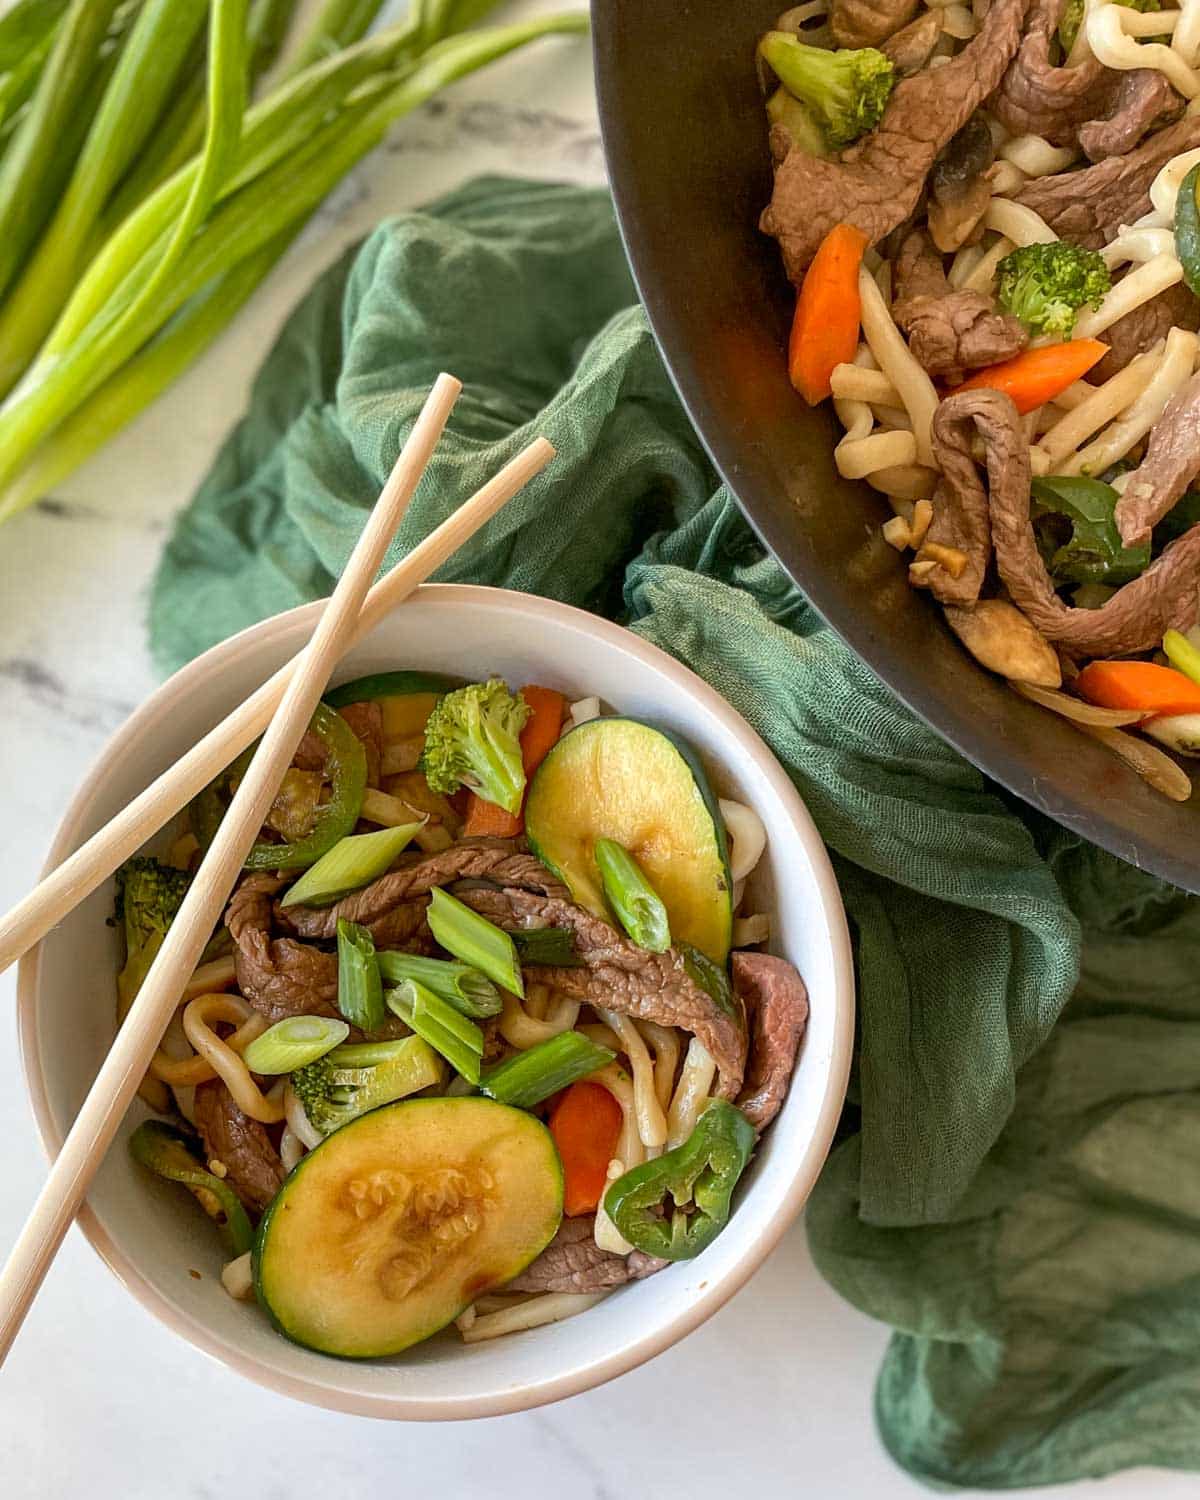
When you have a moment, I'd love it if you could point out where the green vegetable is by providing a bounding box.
[289,0,389,72]
[0,9,588,523]
[114,855,191,1023]
[1174,162,1200,301]
[481,1031,615,1109]
[1031,475,1150,586]
[1142,713,1200,755]
[278,820,422,907]
[0,1,70,142]
[324,669,458,707]
[1059,0,1163,52]
[376,951,501,1018]
[603,1100,756,1261]
[594,837,671,953]
[130,1120,253,1255]
[757,32,893,151]
[290,1035,444,1135]
[1164,629,1200,686]
[420,677,530,812]
[427,886,525,997]
[525,716,733,965]
[387,977,484,1083]
[679,942,745,1031]
[0,0,210,397]
[253,1097,563,1356]
[336,918,385,1032]
[511,927,581,967]
[194,701,368,872]
[996,241,1111,339]
[765,83,829,156]
[241,1015,350,1074]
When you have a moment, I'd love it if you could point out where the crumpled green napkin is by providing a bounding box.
[151,175,1200,1489]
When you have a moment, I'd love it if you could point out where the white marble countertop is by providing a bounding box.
[0,5,1193,1495]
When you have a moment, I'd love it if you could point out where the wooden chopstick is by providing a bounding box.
[0,377,554,1362]
[0,433,555,977]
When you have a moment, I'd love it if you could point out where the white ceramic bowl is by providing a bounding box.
[18,584,854,1419]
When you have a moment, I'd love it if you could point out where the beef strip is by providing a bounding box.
[733,952,810,1133]
[227,872,341,1023]
[1015,116,1200,247]
[830,0,920,49]
[295,700,383,788]
[1091,283,1200,382]
[881,9,941,75]
[761,0,1027,279]
[925,387,1200,654]
[1114,373,1200,545]
[1078,68,1182,162]
[193,1080,284,1214]
[892,230,1028,383]
[457,887,748,1099]
[506,1218,667,1293]
[278,842,566,940]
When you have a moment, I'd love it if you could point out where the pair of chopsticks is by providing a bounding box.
[0,373,554,1362]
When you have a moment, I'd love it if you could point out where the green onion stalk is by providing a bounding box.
[0,9,587,523]
[426,886,525,996]
[482,1031,615,1109]
[376,951,502,1019]
[337,918,385,1032]
[387,977,485,1083]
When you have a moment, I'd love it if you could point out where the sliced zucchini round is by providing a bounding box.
[253,1097,562,1358]
[524,717,732,964]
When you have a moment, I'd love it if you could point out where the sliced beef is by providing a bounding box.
[1015,116,1200,248]
[1078,69,1183,162]
[457,887,748,1099]
[1114,373,1200,545]
[193,1080,284,1214]
[761,0,1027,279]
[733,952,810,1133]
[830,0,920,49]
[227,872,340,1023]
[1091,283,1200,382]
[881,10,941,75]
[892,231,1028,383]
[335,701,382,787]
[278,843,566,939]
[926,387,1200,655]
[506,1217,635,1293]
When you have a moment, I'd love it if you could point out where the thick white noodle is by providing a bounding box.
[1031,347,1161,472]
[998,135,1077,176]
[720,798,768,883]
[284,1080,324,1150]
[666,1038,717,1150]
[988,160,1027,197]
[279,1126,306,1173]
[962,235,1016,295]
[460,1293,609,1344]
[940,3,976,36]
[873,403,915,430]
[836,429,919,478]
[1088,5,1198,97]
[830,364,900,404]
[1101,226,1178,268]
[221,1252,255,1301]
[984,197,1058,246]
[1176,0,1200,63]
[866,464,939,501]
[1143,146,1200,224]
[949,241,988,287]
[1059,328,1199,475]
[499,989,580,1048]
[858,265,939,466]
[637,1020,682,1113]
[599,1010,668,1149]
[1074,253,1184,337]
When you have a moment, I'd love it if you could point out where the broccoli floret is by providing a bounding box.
[419,678,530,814]
[291,1038,442,1135]
[995,241,1112,339]
[1059,0,1162,55]
[758,33,894,151]
[114,856,191,1021]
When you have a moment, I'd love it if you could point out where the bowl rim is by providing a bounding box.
[17,582,855,1420]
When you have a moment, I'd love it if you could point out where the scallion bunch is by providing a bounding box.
[0,0,586,523]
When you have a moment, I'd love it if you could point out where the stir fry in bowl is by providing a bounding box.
[758,0,1200,801]
[120,672,809,1359]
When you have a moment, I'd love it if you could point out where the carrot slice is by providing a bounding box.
[788,222,869,406]
[549,1081,624,1217]
[1076,660,1200,718]
[953,339,1109,414]
[462,684,567,838]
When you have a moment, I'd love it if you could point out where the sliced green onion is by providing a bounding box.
[336,918,384,1032]
[241,1015,349,1074]
[481,1031,615,1109]
[511,927,580,967]
[387,977,484,1083]
[280,821,423,908]
[427,886,524,997]
[594,838,671,953]
[328,1037,417,1066]
[1164,629,1200,687]
[376,951,501,1018]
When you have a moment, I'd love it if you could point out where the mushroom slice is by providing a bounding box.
[943,599,1062,687]
[1010,680,1147,727]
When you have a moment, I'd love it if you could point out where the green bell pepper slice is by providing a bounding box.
[191,701,367,871]
[603,1099,756,1261]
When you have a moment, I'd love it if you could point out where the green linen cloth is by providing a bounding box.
[150,176,1200,1489]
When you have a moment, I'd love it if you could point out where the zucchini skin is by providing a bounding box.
[323,670,459,707]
